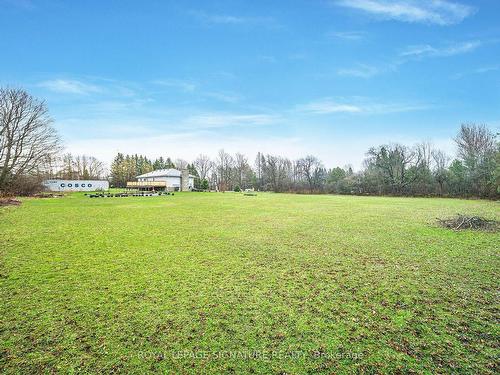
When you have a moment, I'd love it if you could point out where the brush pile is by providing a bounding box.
[0,198,21,206]
[32,193,64,198]
[438,214,498,232]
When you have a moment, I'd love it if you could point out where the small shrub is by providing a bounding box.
[1,175,45,196]
[201,179,209,190]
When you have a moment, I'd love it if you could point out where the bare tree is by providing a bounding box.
[263,154,280,192]
[298,155,324,193]
[86,156,106,179]
[0,88,61,191]
[215,149,234,191]
[55,153,105,180]
[193,154,213,182]
[415,142,433,170]
[455,123,495,167]
[60,153,76,179]
[278,157,293,192]
[73,154,105,179]
[174,158,188,170]
[254,152,265,190]
[234,153,252,189]
[455,123,497,196]
[432,149,449,195]
[291,159,302,186]
[432,150,449,172]
[262,154,291,192]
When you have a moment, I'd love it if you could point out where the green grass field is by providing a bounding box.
[1,193,499,374]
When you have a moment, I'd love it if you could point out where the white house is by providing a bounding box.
[128,169,195,191]
[44,179,109,192]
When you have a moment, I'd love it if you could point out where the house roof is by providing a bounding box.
[136,169,195,179]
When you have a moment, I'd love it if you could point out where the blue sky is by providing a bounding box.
[1,0,499,168]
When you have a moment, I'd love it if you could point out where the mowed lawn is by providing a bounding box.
[1,193,499,374]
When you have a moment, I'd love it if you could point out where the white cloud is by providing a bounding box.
[52,92,441,171]
[337,41,482,80]
[183,113,280,129]
[362,102,429,114]
[475,65,500,74]
[203,92,241,103]
[298,100,362,114]
[337,41,483,79]
[152,79,197,92]
[328,30,367,41]
[58,118,159,138]
[204,14,247,24]
[151,79,242,103]
[337,63,380,78]
[451,64,500,79]
[38,79,101,95]
[401,40,481,57]
[335,0,475,25]
[190,11,280,28]
[426,40,481,55]
[299,97,428,115]
[82,98,153,114]
[400,44,436,57]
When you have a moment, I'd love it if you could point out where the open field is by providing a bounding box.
[1,193,499,373]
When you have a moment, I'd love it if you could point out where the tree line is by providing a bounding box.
[1,88,498,198]
[106,123,498,199]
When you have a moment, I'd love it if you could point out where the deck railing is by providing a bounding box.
[126,181,167,187]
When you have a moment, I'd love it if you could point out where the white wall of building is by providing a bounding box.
[44,180,109,192]
[139,176,194,190]
[139,176,181,188]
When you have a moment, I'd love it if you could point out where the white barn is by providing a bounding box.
[44,179,109,192]
[130,169,195,191]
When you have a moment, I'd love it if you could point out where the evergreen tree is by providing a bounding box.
[166,157,175,168]
[200,179,209,190]
[110,153,125,187]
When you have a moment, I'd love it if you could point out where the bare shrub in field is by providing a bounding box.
[5,175,45,196]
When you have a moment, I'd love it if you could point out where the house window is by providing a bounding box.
[75,183,79,187]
